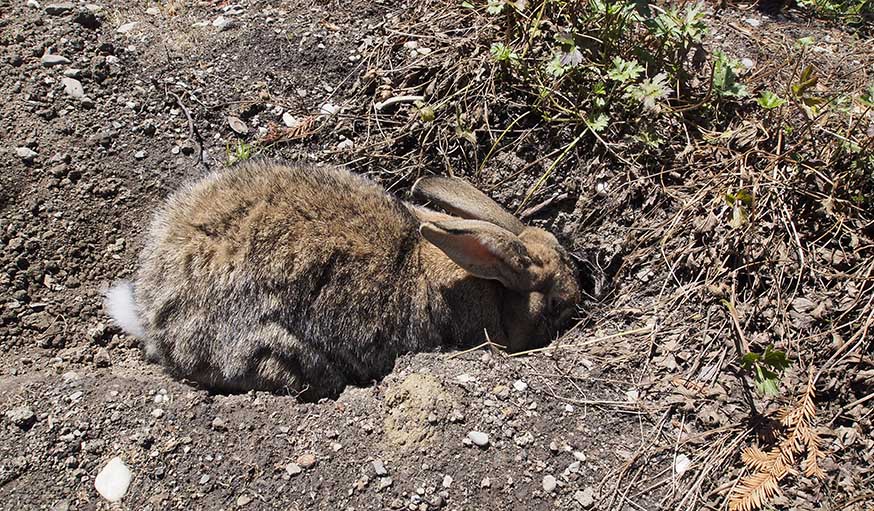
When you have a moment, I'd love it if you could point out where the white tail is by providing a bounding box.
[104,281,145,338]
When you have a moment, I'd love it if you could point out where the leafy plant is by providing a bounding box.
[756,91,787,110]
[712,50,748,98]
[490,42,519,64]
[740,345,791,396]
[625,73,670,112]
[226,139,253,165]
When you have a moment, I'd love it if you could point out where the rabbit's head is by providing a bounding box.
[412,176,580,352]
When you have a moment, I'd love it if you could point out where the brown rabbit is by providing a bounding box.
[105,160,579,400]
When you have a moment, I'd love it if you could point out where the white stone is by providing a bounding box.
[542,475,557,492]
[674,453,691,475]
[146,7,160,15]
[116,22,138,34]
[442,475,452,488]
[467,431,489,447]
[744,18,761,27]
[337,139,353,151]
[282,112,300,128]
[741,58,754,70]
[513,380,528,392]
[319,103,338,116]
[61,77,84,99]
[94,457,132,502]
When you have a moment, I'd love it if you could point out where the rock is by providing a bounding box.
[296,453,317,469]
[377,477,393,491]
[93,347,111,367]
[319,103,338,116]
[514,431,534,446]
[50,500,69,511]
[27,0,41,8]
[236,494,252,506]
[5,405,36,429]
[282,112,300,128]
[151,408,164,418]
[63,68,82,78]
[227,116,248,135]
[480,477,491,488]
[542,475,557,493]
[285,463,302,476]
[212,15,232,30]
[674,453,691,475]
[741,58,755,70]
[41,54,70,67]
[199,474,210,484]
[45,3,74,15]
[372,460,387,477]
[467,431,489,447]
[16,147,38,163]
[337,139,354,151]
[134,150,146,160]
[211,417,226,430]
[575,487,595,508]
[744,18,761,27]
[116,22,138,34]
[442,475,452,488]
[94,457,132,502]
[61,77,84,99]
[513,380,528,392]
[146,7,160,15]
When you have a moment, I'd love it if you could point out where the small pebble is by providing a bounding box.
[116,22,138,34]
[542,475,557,493]
[285,463,302,476]
[575,487,595,508]
[296,453,317,469]
[16,147,38,162]
[236,494,252,506]
[134,150,146,160]
[4,406,36,429]
[512,380,528,392]
[94,457,132,502]
[467,431,489,447]
[442,475,452,488]
[372,460,387,477]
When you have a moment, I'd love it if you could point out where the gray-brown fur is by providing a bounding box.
[110,160,580,400]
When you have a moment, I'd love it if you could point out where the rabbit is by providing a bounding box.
[105,159,580,400]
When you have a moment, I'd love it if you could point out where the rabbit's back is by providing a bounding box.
[134,161,440,398]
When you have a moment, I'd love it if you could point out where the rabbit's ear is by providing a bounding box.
[421,219,541,291]
[412,176,525,235]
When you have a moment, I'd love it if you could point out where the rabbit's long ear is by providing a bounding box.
[412,176,525,235]
[420,219,541,291]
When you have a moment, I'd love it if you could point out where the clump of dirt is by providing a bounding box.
[383,373,458,450]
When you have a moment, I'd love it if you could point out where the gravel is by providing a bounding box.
[5,405,36,429]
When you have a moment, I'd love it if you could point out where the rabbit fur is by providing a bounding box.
[107,160,580,400]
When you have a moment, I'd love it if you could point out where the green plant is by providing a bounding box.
[490,42,519,64]
[712,50,748,98]
[756,91,787,110]
[740,345,791,396]
[226,139,253,165]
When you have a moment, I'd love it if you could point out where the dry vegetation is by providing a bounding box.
[249,0,873,508]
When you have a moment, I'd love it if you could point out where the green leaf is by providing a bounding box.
[861,83,874,107]
[486,0,505,14]
[586,113,609,133]
[545,54,566,77]
[796,36,815,48]
[490,42,518,63]
[624,73,670,112]
[607,56,644,84]
[712,50,748,98]
[756,91,786,110]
